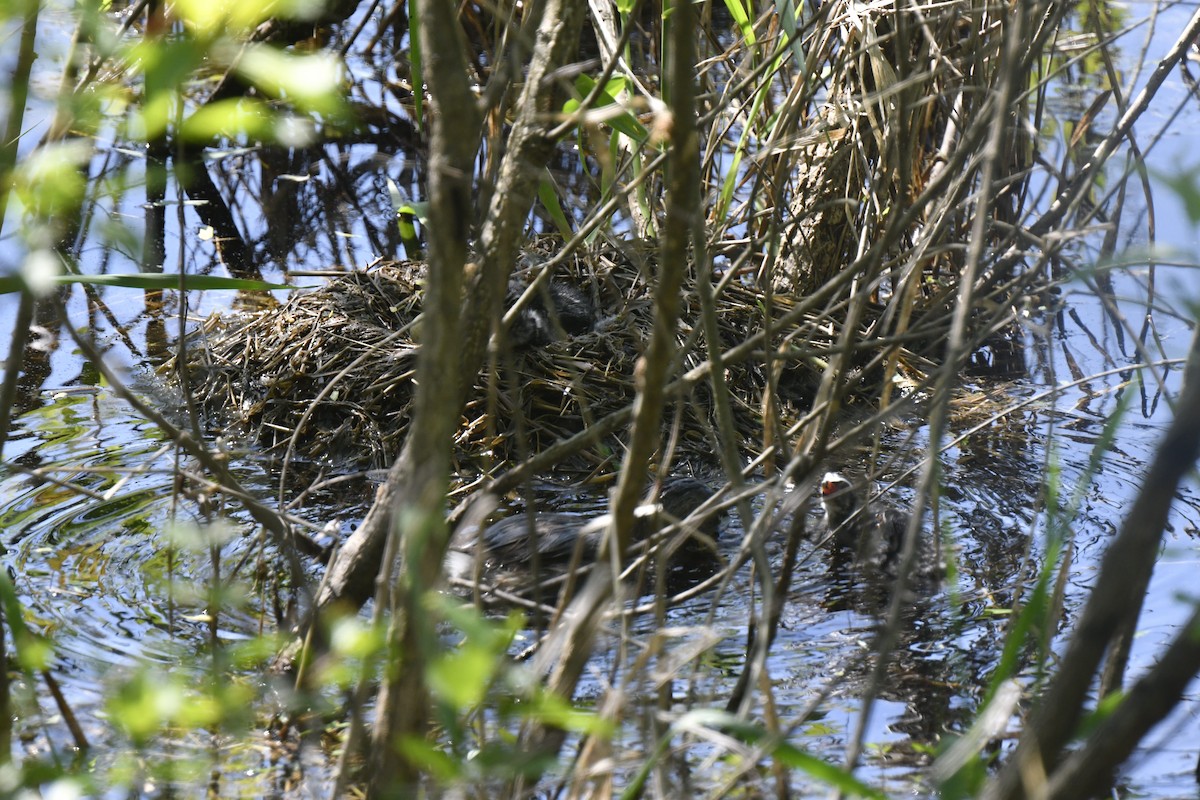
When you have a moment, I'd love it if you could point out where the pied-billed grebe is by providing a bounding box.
[820,471,940,580]
[447,477,721,594]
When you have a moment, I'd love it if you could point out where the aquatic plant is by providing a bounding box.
[0,0,1197,796]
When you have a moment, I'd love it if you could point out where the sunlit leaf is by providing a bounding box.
[133,37,207,97]
[930,680,1020,796]
[21,250,64,297]
[10,139,91,219]
[523,690,612,736]
[330,617,386,659]
[180,98,275,141]
[166,520,239,552]
[128,93,174,141]
[386,177,405,211]
[428,645,496,708]
[108,670,183,745]
[775,0,806,63]
[236,45,348,118]
[173,0,324,35]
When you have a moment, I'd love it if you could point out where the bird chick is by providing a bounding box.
[820,471,938,580]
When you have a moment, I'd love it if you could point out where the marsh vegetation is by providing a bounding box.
[1,0,1199,796]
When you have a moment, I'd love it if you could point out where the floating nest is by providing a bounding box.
[174,244,931,473]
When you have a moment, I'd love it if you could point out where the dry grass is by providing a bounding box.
[176,240,959,478]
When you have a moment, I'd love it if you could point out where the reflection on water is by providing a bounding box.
[0,383,368,794]
[4,390,202,662]
[2,0,1199,795]
[1,303,1195,795]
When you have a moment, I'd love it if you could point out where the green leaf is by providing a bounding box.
[396,737,460,782]
[1155,165,1200,224]
[0,272,294,294]
[538,172,574,240]
[173,0,323,36]
[524,690,613,737]
[10,140,92,219]
[567,75,648,143]
[388,178,430,258]
[236,45,348,118]
[722,0,756,46]
[408,0,424,131]
[428,645,497,708]
[329,617,386,660]
[109,670,173,745]
[673,709,886,799]
[180,98,275,141]
[0,572,54,672]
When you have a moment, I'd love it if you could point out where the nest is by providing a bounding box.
[179,263,425,468]
[175,245,922,474]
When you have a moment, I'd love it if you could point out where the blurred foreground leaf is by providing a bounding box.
[0,273,294,294]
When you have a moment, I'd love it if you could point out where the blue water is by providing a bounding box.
[2,1,1200,795]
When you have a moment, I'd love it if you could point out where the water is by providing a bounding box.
[3,1,1200,796]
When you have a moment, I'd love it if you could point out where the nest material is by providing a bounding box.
[181,264,425,468]
[176,248,923,472]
